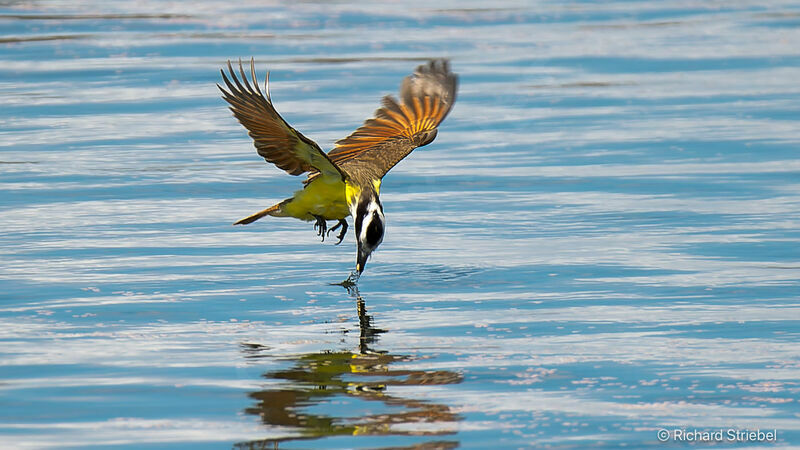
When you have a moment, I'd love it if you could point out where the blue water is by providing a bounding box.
[2,1,800,448]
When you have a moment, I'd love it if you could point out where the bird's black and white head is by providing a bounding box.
[352,191,385,274]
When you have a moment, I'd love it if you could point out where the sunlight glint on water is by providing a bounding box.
[1,1,799,448]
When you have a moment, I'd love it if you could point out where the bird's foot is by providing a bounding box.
[326,219,348,245]
[312,215,327,241]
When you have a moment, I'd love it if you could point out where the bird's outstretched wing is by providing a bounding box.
[218,58,344,181]
[326,59,457,180]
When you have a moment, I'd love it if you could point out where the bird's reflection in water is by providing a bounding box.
[234,287,462,449]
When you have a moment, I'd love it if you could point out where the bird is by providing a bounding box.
[218,58,457,282]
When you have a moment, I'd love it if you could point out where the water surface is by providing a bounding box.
[2,1,800,448]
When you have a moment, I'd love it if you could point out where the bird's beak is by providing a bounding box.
[356,244,369,274]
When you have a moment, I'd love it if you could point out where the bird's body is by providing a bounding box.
[219,59,457,279]
[290,177,349,221]
[270,176,350,222]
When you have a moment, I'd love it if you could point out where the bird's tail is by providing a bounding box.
[233,199,289,225]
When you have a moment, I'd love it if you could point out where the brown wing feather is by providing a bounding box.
[326,59,457,179]
[218,58,344,180]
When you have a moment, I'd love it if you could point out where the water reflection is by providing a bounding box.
[235,289,462,449]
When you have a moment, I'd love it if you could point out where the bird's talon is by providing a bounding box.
[312,215,327,241]
[326,219,348,245]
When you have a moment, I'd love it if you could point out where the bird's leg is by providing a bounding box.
[312,215,327,242]
[326,219,348,245]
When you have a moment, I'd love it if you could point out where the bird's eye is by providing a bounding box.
[366,211,384,248]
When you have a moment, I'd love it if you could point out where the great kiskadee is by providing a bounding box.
[219,59,457,281]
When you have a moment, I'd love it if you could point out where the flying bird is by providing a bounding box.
[219,58,457,282]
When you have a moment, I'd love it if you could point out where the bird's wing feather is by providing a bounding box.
[325,59,457,180]
[218,58,344,180]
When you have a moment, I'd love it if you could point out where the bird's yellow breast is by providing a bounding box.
[283,176,350,221]
[345,179,380,204]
